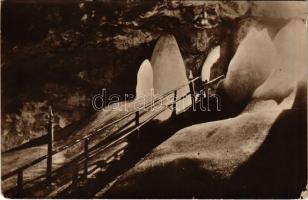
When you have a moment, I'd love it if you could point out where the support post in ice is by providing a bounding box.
[135,110,140,153]
[172,90,177,117]
[135,110,140,137]
[17,170,23,198]
[188,71,196,110]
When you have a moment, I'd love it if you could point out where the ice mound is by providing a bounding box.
[243,88,296,114]
[252,20,308,102]
[201,46,221,82]
[104,105,284,197]
[223,28,276,103]
[136,59,154,99]
[151,34,191,120]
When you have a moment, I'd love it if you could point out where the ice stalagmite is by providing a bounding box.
[252,20,308,102]
[201,46,220,82]
[151,34,191,121]
[151,34,189,95]
[136,59,154,99]
[223,28,276,103]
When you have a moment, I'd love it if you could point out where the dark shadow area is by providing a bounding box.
[226,108,307,198]
[226,82,307,198]
[102,157,228,198]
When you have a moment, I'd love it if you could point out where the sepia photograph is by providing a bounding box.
[1,0,308,198]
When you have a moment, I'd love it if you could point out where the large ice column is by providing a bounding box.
[223,28,276,103]
[201,46,220,82]
[136,59,154,99]
[151,34,190,95]
[252,20,308,102]
[151,34,191,120]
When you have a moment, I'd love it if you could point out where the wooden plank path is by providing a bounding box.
[1,75,224,198]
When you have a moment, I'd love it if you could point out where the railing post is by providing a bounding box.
[17,170,23,197]
[135,111,140,135]
[135,111,139,127]
[172,90,177,117]
[83,138,89,180]
[134,111,140,155]
[46,106,54,185]
[189,79,196,111]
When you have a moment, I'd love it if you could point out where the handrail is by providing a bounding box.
[92,75,201,133]
[2,75,224,196]
[21,88,195,190]
[2,76,202,180]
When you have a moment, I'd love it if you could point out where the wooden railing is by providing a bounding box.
[1,75,224,197]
